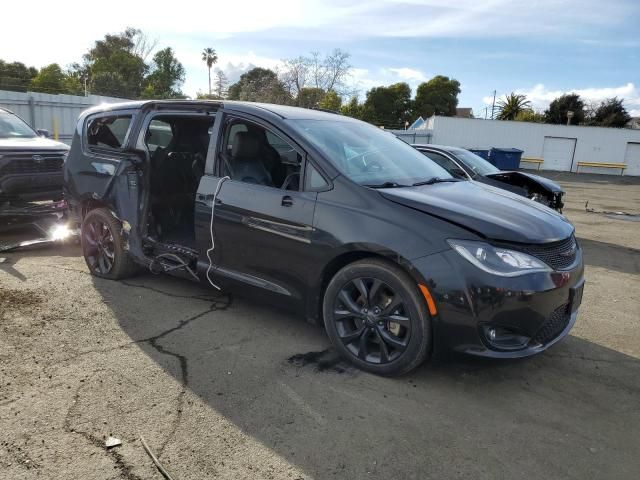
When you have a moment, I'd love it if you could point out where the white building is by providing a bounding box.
[419,116,640,176]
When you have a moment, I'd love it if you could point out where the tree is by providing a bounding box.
[214,69,228,98]
[496,93,531,120]
[30,64,66,94]
[341,96,363,119]
[141,47,185,98]
[84,27,148,97]
[227,67,291,104]
[91,71,128,98]
[590,97,630,128]
[414,75,461,117]
[362,82,412,128]
[318,90,342,111]
[0,60,38,92]
[281,49,353,97]
[202,47,218,96]
[62,64,88,95]
[544,93,585,125]
[514,110,545,123]
[296,87,325,108]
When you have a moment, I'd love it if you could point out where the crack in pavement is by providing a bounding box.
[121,280,220,302]
[138,292,233,458]
[13,261,235,468]
[63,369,144,480]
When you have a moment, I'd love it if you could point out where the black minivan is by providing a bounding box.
[64,100,584,375]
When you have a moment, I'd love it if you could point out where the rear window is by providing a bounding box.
[86,115,133,150]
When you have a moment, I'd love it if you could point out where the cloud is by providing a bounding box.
[385,68,428,83]
[2,0,637,67]
[349,67,430,98]
[483,83,640,116]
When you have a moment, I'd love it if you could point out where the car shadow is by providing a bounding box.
[91,272,640,479]
[578,237,640,275]
[528,170,640,186]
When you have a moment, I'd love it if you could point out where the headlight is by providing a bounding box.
[447,239,551,277]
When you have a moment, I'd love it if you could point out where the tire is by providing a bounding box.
[323,258,432,376]
[81,208,138,280]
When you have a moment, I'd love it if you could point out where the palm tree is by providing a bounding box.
[201,48,218,95]
[496,93,531,120]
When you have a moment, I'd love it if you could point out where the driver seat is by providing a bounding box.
[231,131,273,186]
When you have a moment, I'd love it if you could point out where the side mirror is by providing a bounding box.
[36,129,50,138]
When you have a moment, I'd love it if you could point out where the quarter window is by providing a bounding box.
[305,162,329,191]
[86,115,132,150]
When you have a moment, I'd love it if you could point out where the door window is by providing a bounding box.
[86,115,132,150]
[221,119,302,191]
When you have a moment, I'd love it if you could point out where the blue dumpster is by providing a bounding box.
[489,148,524,170]
[468,149,490,161]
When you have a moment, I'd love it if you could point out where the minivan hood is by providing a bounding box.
[0,137,69,151]
[380,180,573,244]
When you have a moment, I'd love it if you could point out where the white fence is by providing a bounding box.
[418,116,640,176]
[0,90,128,145]
[390,129,432,145]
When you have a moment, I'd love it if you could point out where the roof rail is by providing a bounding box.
[309,106,342,115]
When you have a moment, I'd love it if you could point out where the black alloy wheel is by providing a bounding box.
[324,259,431,376]
[333,277,411,364]
[83,218,115,275]
[81,208,138,280]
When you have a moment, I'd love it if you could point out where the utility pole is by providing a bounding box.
[490,90,496,119]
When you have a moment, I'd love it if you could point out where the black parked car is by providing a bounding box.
[0,107,69,208]
[413,144,565,212]
[64,101,583,375]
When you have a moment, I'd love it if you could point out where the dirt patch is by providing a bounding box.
[0,286,42,313]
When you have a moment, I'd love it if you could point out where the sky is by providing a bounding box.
[1,0,639,116]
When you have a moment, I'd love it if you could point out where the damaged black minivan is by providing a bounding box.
[64,100,584,375]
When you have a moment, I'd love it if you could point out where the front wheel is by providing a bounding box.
[323,259,432,376]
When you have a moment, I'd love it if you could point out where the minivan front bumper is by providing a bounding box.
[411,246,584,358]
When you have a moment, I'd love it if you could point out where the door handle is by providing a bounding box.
[281,195,294,207]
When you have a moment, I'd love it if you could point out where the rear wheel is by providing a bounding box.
[81,208,138,280]
[323,259,431,376]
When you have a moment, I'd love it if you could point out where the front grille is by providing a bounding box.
[532,303,570,345]
[0,153,65,175]
[512,235,578,270]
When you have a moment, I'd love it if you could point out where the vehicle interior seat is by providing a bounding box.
[230,131,274,186]
[255,129,287,187]
[148,118,212,242]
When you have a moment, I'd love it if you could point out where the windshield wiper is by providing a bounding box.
[364,181,409,188]
[412,177,460,186]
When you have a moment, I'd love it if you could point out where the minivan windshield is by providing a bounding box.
[291,119,452,186]
[0,111,37,139]
[451,148,500,176]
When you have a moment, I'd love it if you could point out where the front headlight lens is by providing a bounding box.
[448,239,551,276]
